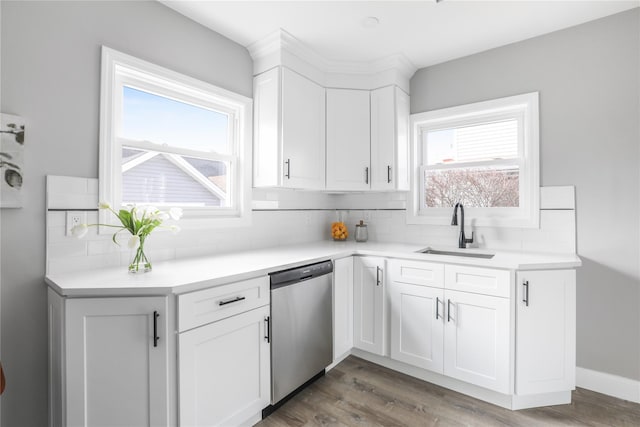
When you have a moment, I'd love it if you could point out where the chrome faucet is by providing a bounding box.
[451,203,474,249]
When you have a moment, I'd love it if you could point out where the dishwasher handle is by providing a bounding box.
[270,260,333,289]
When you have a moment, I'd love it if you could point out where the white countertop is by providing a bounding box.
[45,241,582,297]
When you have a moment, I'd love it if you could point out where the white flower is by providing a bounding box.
[71,224,88,238]
[169,207,183,220]
[128,234,140,249]
[156,211,170,221]
[169,225,181,234]
[98,201,111,210]
[131,206,141,221]
[144,206,159,218]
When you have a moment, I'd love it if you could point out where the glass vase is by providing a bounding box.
[129,240,152,273]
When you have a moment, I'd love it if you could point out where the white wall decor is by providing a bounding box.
[0,113,25,208]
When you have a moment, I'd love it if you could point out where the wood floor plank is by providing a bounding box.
[257,356,640,427]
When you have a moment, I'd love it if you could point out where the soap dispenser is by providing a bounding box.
[355,220,368,242]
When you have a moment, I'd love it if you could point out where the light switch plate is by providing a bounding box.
[66,211,86,236]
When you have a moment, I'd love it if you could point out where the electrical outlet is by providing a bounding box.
[66,211,86,236]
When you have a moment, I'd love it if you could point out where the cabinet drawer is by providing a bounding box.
[178,276,269,332]
[445,265,511,298]
[389,259,444,287]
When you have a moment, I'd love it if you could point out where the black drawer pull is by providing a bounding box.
[219,296,246,306]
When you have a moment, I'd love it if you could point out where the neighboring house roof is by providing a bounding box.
[122,151,227,206]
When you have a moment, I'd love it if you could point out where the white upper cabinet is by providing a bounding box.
[326,89,371,191]
[370,86,410,191]
[253,67,326,189]
[253,65,409,192]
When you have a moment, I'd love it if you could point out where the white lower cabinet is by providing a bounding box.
[516,270,576,395]
[177,276,271,427]
[48,256,578,424]
[333,257,354,360]
[388,262,510,394]
[178,305,271,427]
[389,281,444,371]
[353,256,386,355]
[48,290,171,427]
[387,259,576,406]
[443,289,511,394]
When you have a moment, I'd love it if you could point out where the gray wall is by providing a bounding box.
[411,8,640,381]
[0,1,252,425]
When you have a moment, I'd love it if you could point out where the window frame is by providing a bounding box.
[99,46,252,230]
[408,92,540,228]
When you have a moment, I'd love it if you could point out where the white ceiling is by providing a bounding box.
[162,0,639,69]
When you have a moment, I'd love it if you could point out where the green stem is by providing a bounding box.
[129,237,152,273]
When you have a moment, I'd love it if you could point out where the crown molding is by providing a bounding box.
[248,28,417,89]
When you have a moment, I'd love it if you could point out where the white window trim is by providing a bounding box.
[99,46,253,231]
[408,92,540,228]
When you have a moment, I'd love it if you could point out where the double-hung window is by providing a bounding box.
[99,47,252,228]
[408,92,539,227]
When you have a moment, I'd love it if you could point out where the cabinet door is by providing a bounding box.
[353,257,385,355]
[394,87,410,191]
[179,305,270,427]
[326,88,371,191]
[370,86,410,191]
[253,67,281,187]
[333,257,354,360]
[516,270,576,395]
[444,290,511,393]
[65,297,169,427]
[390,282,444,372]
[281,68,326,189]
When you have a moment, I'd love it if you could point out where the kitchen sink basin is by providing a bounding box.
[418,248,495,259]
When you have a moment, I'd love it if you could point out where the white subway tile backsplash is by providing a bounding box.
[47,175,90,196]
[47,211,66,226]
[48,194,98,210]
[540,186,575,210]
[87,240,121,256]
[48,241,88,258]
[46,175,578,274]
[87,179,99,196]
[48,253,121,275]
[47,176,99,210]
[47,225,69,244]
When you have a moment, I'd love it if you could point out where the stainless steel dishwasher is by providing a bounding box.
[268,260,333,409]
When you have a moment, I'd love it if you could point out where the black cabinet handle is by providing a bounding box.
[523,280,529,307]
[365,167,369,184]
[376,266,382,286]
[264,316,270,343]
[285,159,291,179]
[436,297,440,320]
[447,299,452,322]
[153,311,160,348]
[387,165,392,183]
[218,296,246,306]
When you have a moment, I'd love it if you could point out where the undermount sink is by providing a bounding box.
[418,248,495,259]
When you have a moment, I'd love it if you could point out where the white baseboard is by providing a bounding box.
[576,367,640,403]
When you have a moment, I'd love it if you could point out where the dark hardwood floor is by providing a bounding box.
[257,356,640,426]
